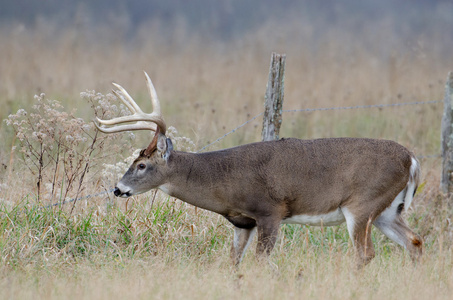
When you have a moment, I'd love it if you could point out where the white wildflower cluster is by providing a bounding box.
[5,93,91,151]
[4,91,127,200]
[5,108,27,127]
[81,89,131,121]
[165,126,196,152]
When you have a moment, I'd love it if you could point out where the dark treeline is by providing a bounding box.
[1,0,452,42]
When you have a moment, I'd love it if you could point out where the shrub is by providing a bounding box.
[4,91,131,207]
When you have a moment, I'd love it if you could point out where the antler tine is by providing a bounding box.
[95,113,160,126]
[93,72,167,134]
[111,82,144,114]
[94,120,157,133]
[144,71,161,115]
[112,89,136,114]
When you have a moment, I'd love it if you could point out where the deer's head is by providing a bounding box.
[94,72,172,197]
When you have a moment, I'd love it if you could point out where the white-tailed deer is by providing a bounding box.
[94,72,423,267]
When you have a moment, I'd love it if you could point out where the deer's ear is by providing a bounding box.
[157,134,173,161]
[144,127,160,156]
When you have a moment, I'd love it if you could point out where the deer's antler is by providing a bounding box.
[94,71,166,134]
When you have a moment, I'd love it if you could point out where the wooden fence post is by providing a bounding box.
[262,52,286,142]
[441,71,453,195]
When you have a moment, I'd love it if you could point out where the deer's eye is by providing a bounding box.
[138,163,146,170]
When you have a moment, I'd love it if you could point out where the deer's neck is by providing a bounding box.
[158,151,230,214]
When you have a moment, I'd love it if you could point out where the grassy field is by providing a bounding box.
[1,16,453,299]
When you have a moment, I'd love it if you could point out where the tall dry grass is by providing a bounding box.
[0,13,452,300]
[0,16,450,149]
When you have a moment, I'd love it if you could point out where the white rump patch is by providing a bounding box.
[282,208,345,226]
[405,157,419,211]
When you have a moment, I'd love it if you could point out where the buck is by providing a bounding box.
[94,72,423,267]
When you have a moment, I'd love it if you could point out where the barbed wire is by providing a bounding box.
[196,112,264,153]
[283,99,442,113]
[197,99,442,152]
[417,154,441,160]
[46,98,442,208]
[44,188,115,209]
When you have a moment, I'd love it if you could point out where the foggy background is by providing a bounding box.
[0,0,452,149]
[2,0,452,58]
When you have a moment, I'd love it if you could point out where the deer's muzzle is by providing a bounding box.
[113,186,131,197]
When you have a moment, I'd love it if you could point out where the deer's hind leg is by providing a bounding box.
[342,206,376,267]
[373,190,423,262]
[231,226,257,266]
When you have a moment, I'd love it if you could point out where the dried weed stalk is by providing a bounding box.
[5,91,131,207]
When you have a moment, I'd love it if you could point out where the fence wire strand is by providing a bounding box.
[197,99,442,152]
[196,112,264,153]
[283,99,441,113]
[44,188,115,209]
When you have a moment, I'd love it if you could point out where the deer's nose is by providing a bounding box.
[113,187,122,197]
[113,186,132,197]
